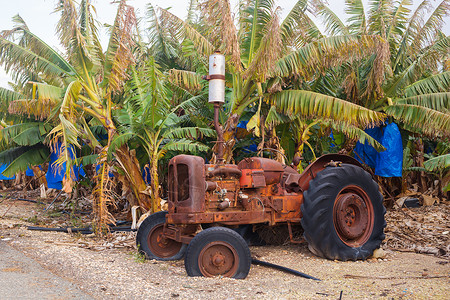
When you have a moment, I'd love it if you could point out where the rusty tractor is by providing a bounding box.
[136,53,386,279]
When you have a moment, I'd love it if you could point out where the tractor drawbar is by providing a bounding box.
[251,258,321,281]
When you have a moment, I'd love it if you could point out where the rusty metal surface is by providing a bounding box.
[147,223,183,258]
[198,241,239,277]
[207,166,242,178]
[333,185,374,247]
[297,154,363,192]
[214,103,224,163]
[238,157,284,185]
[168,155,206,213]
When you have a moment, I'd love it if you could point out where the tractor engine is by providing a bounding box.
[166,154,303,231]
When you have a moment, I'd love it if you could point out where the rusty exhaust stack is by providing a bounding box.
[205,51,226,164]
[214,103,224,163]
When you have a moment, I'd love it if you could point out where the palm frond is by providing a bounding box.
[186,0,200,23]
[239,0,275,66]
[159,7,214,58]
[386,0,411,42]
[281,0,310,42]
[385,104,450,137]
[324,121,385,151]
[55,0,100,70]
[423,153,450,171]
[0,38,72,84]
[168,69,203,94]
[162,127,216,140]
[265,105,293,127]
[199,0,241,70]
[412,0,450,49]
[1,145,49,177]
[345,0,367,34]
[108,132,134,160]
[270,90,386,127]
[244,8,282,82]
[173,93,209,114]
[386,36,450,95]
[404,71,450,96]
[103,0,137,94]
[272,35,379,79]
[394,92,450,112]
[2,122,49,146]
[392,0,431,72]
[161,139,210,153]
[367,0,392,36]
[8,98,58,121]
[31,82,64,100]
[74,154,98,166]
[146,4,178,63]
[1,14,76,77]
[0,87,23,117]
[313,0,349,35]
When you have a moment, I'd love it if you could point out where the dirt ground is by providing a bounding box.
[0,196,449,299]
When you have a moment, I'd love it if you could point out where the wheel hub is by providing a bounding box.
[212,252,225,266]
[198,241,239,277]
[333,186,374,247]
[147,224,183,258]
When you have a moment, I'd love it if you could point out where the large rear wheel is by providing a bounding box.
[301,164,386,261]
[136,211,186,260]
[184,227,251,279]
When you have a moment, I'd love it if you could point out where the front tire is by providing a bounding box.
[301,164,386,261]
[184,227,251,279]
[136,211,186,260]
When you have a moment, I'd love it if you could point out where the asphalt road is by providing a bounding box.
[0,240,93,300]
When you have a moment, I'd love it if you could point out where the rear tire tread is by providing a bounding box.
[301,164,386,261]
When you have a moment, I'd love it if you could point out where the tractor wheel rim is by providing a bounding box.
[147,224,182,258]
[333,185,374,247]
[198,241,239,277]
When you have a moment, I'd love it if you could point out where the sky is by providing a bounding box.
[0,0,448,88]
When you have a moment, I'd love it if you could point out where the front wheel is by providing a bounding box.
[301,164,386,261]
[136,211,186,260]
[184,227,251,279]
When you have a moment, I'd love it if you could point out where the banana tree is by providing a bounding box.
[0,0,150,231]
[154,0,386,164]
[314,0,450,137]
[111,59,215,212]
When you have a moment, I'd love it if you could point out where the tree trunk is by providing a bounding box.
[30,165,47,188]
[415,139,427,193]
[150,156,161,213]
[115,145,152,212]
[210,113,240,164]
[265,127,286,164]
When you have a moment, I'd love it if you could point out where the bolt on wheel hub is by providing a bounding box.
[333,186,374,247]
[198,241,239,277]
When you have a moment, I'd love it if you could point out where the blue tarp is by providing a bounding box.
[95,164,114,178]
[237,121,247,129]
[46,143,86,190]
[354,127,383,168]
[26,166,34,177]
[354,122,403,177]
[142,165,151,185]
[375,123,403,177]
[0,164,15,180]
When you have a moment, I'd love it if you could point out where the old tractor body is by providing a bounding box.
[136,153,386,278]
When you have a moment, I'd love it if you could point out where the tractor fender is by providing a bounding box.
[297,154,363,192]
